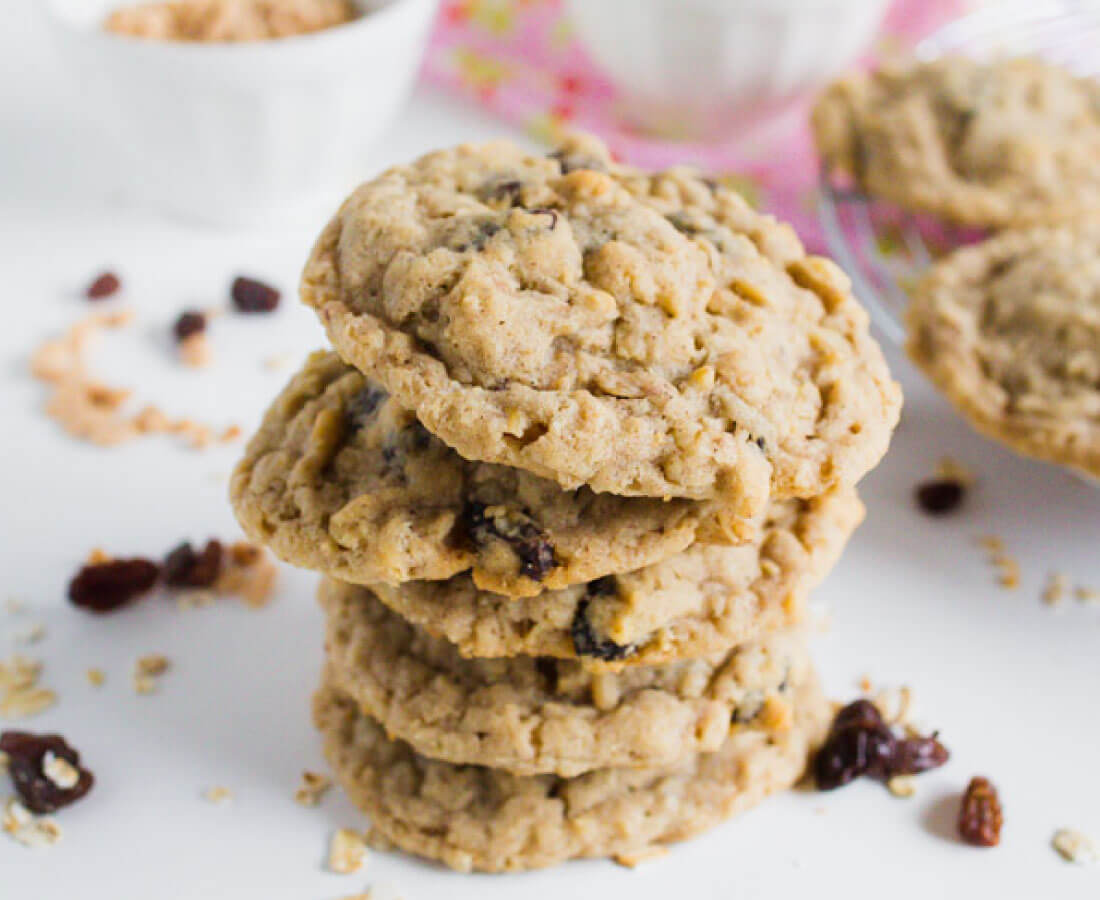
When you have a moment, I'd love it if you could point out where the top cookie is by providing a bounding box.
[907,221,1100,480]
[813,56,1100,228]
[302,134,899,518]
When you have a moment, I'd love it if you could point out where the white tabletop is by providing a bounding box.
[2,7,1098,899]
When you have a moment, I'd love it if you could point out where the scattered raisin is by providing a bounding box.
[173,310,206,342]
[162,540,223,588]
[68,558,160,613]
[958,776,1003,847]
[344,387,387,433]
[86,272,120,300]
[915,479,965,515]
[814,699,949,790]
[0,731,95,814]
[231,276,280,313]
[455,502,558,581]
[571,596,633,662]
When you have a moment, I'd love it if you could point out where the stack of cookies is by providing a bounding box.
[231,135,901,872]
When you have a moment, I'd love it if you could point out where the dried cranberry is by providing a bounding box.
[0,731,95,814]
[86,272,120,300]
[958,776,1002,847]
[814,699,949,790]
[231,276,280,313]
[173,310,206,342]
[68,558,160,613]
[915,479,965,515]
[455,501,558,582]
[162,540,223,588]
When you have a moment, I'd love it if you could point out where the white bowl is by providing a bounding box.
[44,0,438,226]
[564,0,890,142]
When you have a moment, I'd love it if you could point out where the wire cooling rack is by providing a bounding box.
[817,1,1100,345]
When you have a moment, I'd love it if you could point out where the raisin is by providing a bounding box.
[915,479,966,515]
[528,208,558,229]
[447,219,502,253]
[86,272,120,300]
[455,502,558,581]
[891,733,950,776]
[813,699,949,790]
[571,597,633,662]
[344,387,387,433]
[0,731,95,814]
[68,558,159,613]
[958,776,1003,847]
[814,701,896,789]
[173,310,206,342]
[231,276,280,313]
[162,540,223,588]
[548,149,605,174]
[480,178,523,206]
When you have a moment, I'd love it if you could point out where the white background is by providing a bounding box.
[2,4,1098,898]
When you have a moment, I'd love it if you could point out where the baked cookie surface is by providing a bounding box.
[322,582,809,776]
[302,134,899,520]
[314,664,828,872]
[813,56,1100,228]
[231,351,715,597]
[907,222,1100,479]
[338,486,863,670]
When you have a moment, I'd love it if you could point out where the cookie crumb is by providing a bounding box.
[872,685,913,727]
[613,845,668,867]
[1052,828,1098,865]
[203,786,232,804]
[858,674,873,693]
[262,353,292,371]
[2,797,62,848]
[294,770,332,807]
[886,775,917,798]
[215,542,277,608]
[85,669,105,688]
[133,654,170,694]
[10,623,46,645]
[0,656,56,721]
[178,332,211,368]
[935,457,975,486]
[329,828,368,874]
[976,535,1020,589]
[1043,572,1069,607]
[1075,585,1100,606]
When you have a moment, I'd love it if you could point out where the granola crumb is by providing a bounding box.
[262,353,292,371]
[10,623,46,645]
[178,332,211,368]
[133,654,170,694]
[215,542,277,608]
[2,797,62,848]
[976,535,1020,590]
[85,669,105,688]
[329,828,369,874]
[31,310,231,450]
[0,656,56,721]
[613,845,668,867]
[872,685,913,727]
[858,674,873,693]
[1075,585,1100,606]
[935,457,975,487]
[176,590,216,611]
[1043,572,1069,607]
[203,786,232,804]
[887,775,917,798]
[1052,828,1099,865]
[294,770,332,807]
[219,424,242,443]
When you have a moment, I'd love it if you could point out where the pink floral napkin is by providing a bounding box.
[422,0,969,250]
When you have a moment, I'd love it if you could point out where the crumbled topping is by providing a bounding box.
[0,656,55,721]
[294,770,332,807]
[10,623,45,645]
[85,668,105,688]
[30,310,239,449]
[203,786,232,804]
[329,828,368,874]
[1052,828,1099,865]
[3,797,62,848]
[133,654,170,694]
[977,535,1020,589]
